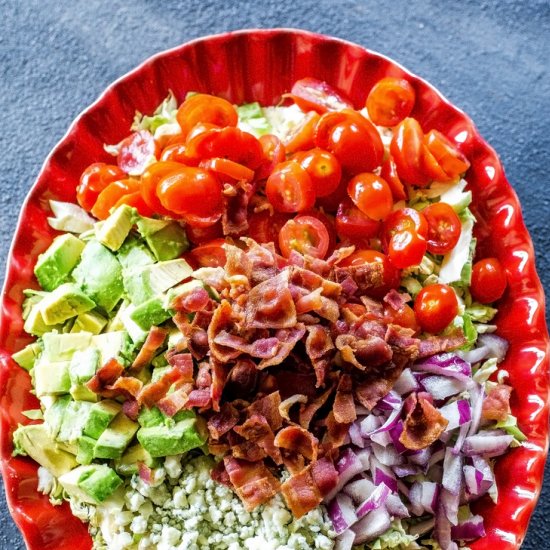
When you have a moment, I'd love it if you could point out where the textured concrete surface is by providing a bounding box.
[0,0,548,548]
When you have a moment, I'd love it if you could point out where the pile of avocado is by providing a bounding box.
[12,204,208,505]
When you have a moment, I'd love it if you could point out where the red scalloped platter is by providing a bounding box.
[0,29,548,550]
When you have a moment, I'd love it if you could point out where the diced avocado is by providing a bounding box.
[43,331,93,362]
[138,406,166,428]
[94,412,139,459]
[114,444,158,476]
[69,348,100,402]
[34,360,71,396]
[163,279,204,309]
[13,424,78,477]
[76,435,96,465]
[43,395,71,438]
[117,235,156,270]
[39,283,96,325]
[70,310,108,335]
[83,400,122,439]
[59,464,122,503]
[12,342,42,371]
[173,409,196,423]
[24,305,61,336]
[137,416,207,458]
[34,234,86,291]
[73,240,124,313]
[96,205,135,252]
[129,296,171,331]
[92,331,128,365]
[58,401,94,445]
[118,303,149,344]
[136,216,189,261]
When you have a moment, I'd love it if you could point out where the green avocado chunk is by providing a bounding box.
[43,395,71,438]
[69,348,100,402]
[43,331,93,362]
[138,406,166,428]
[114,444,158,476]
[136,216,189,261]
[117,234,156,270]
[76,435,97,465]
[93,412,139,459]
[59,464,122,503]
[70,310,108,335]
[95,204,135,252]
[129,296,171,331]
[39,283,96,325]
[82,400,122,439]
[34,360,71,397]
[58,401,94,445]
[12,342,42,371]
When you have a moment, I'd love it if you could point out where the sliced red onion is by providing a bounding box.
[371,441,403,467]
[370,455,398,492]
[420,375,468,400]
[359,415,383,437]
[463,464,492,497]
[462,433,514,457]
[440,399,472,431]
[328,493,358,534]
[409,481,439,515]
[334,529,356,550]
[388,421,407,454]
[434,501,458,550]
[343,477,375,504]
[393,368,420,395]
[355,448,371,470]
[442,448,463,495]
[458,345,490,365]
[408,447,432,467]
[376,391,402,411]
[428,447,446,469]
[365,406,402,439]
[467,382,484,436]
[478,334,509,363]
[451,514,486,540]
[356,482,391,518]
[393,464,420,478]
[472,455,495,488]
[441,487,460,525]
[453,422,471,454]
[352,506,392,544]
[414,353,472,383]
[370,429,393,447]
[325,449,365,502]
[386,492,410,518]
[349,421,365,448]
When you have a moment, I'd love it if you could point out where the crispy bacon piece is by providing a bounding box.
[196,362,212,390]
[157,386,192,417]
[106,376,143,400]
[334,262,385,294]
[222,181,252,236]
[193,266,227,291]
[138,462,153,485]
[482,384,512,421]
[305,325,335,387]
[257,325,306,369]
[223,456,281,510]
[279,394,308,422]
[171,286,211,312]
[383,289,411,312]
[333,374,356,424]
[208,301,242,362]
[322,410,351,454]
[274,426,319,462]
[166,353,194,382]
[288,265,341,299]
[174,310,212,360]
[240,238,279,284]
[234,413,282,465]
[208,403,241,440]
[211,460,232,486]
[354,362,404,411]
[225,358,258,398]
[248,392,283,431]
[213,331,280,359]
[122,398,140,421]
[138,367,182,407]
[399,392,449,450]
[232,440,267,462]
[335,334,392,370]
[130,327,168,373]
[223,244,252,297]
[86,358,125,395]
[418,333,466,358]
[299,384,335,429]
[210,360,229,412]
[186,389,212,409]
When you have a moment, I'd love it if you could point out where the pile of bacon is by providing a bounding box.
[86,238,465,518]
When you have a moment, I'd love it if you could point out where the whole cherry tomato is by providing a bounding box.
[380,156,407,201]
[284,111,320,154]
[289,78,353,113]
[387,229,427,268]
[314,109,384,174]
[471,258,508,304]
[366,77,416,127]
[347,173,393,221]
[256,134,286,180]
[77,163,126,211]
[279,215,330,259]
[188,238,227,268]
[296,148,342,197]
[141,161,185,216]
[335,198,380,242]
[114,191,155,217]
[424,130,470,181]
[160,143,191,164]
[384,303,419,332]
[265,161,315,213]
[91,178,139,220]
[422,202,461,255]
[176,94,238,138]
[414,283,459,333]
[117,130,158,175]
[390,118,430,187]
[382,207,428,250]
[199,158,255,182]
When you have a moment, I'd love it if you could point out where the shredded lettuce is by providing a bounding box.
[465,303,498,323]
[48,200,95,234]
[494,414,527,445]
[439,208,475,285]
[473,357,498,383]
[237,102,272,137]
[132,91,178,134]
[37,466,65,505]
[367,520,418,549]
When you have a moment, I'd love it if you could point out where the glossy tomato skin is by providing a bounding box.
[188,238,227,268]
[141,161,185,216]
[414,283,459,333]
[423,202,461,255]
[296,148,342,197]
[387,229,427,268]
[265,161,315,213]
[77,163,126,211]
[390,118,430,187]
[380,156,407,201]
[471,258,508,304]
[366,77,416,127]
[347,173,393,221]
[384,303,419,333]
[114,191,155,217]
[199,158,255,182]
[284,111,320,154]
[160,142,191,164]
[335,198,380,242]
[382,207,428,250]
[301,208,337,254]
[256,134,286,180]
[248,210,292,246]
[279,215,330,259]
[289,77,353,113]
[425,129,470,180]
[117,130,158,175]
[91,178,139,220]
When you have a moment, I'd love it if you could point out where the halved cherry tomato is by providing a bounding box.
[301,209,337,254]
[200,158,255,182]
[471,258,507,304]
[422,202,461,255]
[183,212,223,228]
[387,229,427,268]
[117,130,158,175]
[316,178,348,213]
[366,77,416,127]
[421,144,452,183]
[157,167,223,221]
[279,215,330,259]
[296,148,341,197]
[424,130,470,180]
[314,109,384,174]
[91,178,139,220]
[185,220,223,245]
[176,94,238,138]
[188,238,227,268]
[414,283,458,333]
[114,191,155,217]
[289,78,353,114]
[380,156,407,201]
[160,143,191,164]
[141,161,185,216]
[335,198,380,242]
[382,207,428,250]
[77,163,126,211]
[390,118,430,187]
[384,303,419,332]
[256,134,286,180]
[284,111,320,154]
[248,210,292,246]
[265,161,315,213]
[347,173,393,221]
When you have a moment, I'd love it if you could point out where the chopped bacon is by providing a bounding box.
[157,386,191,417]
[399,392,449,450]
[185,389,212,409]
[334,262,385,294]
[211,460,232,486]
[335,334,392,370]
[274,426,319,462]
[299,384,335,429]
[211,360,229,412]
[171,286,211,312]
[213,331,280,359]
[193,266,227,291]
[305,325,335,387]
[257,325,306,369]
[174,310,211,360]
[383,289,411,312]
[208,403,240,440]
[279,394,308,422]
[208,301,243,362]
[354,362,404,411]
[275,370,317,400]
[138,463,153,485]
[418,333,466,358]
[166,353,194,382]
[482,384,512,422]
[130,327,168,373]
[294,287,323,315]
[234,413,282,465]
[248,392,283,431]
[122,398,140,421]
[232,440,267,462]
[288,265,341,299]
[105,376,143,400]
[225,358,258,398]
[333,374,356,424]
[322,410,351,453]
[86,358,125,395]
[222,181,252,236]
[138,367,182,407]
[196,362,212,389]
[223,244,252,297]
[240,238,279,284]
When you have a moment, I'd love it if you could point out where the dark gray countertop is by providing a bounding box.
[1,0,548,548]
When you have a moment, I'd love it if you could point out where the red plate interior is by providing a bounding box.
[0,29,547,550]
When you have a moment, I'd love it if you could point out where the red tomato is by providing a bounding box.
[256,134,286,180]
[141,161,185,216]
[414,283,459,333]
[390,118,430,187]
[91,178,139,220]
[421,144,452,183]
[160,143,191,164]
[114,191,155,217]
[384,303,419,332]
[316,177,348,213]
[248,210,292,245]
[382,207,428,250]
[296,148,342,197]
[335,198,380,241]
[77,163,126,211]
[183,212,223,228]
[117,130,158,175]
[425,130,470,180]
[279,215,330,259]
[314,109,384,174]
[289,78,353,114]
[265,161,315,213]
[347,173,393,221]
[301,209,337,254]
[199,158,255,182]
[176,94,238,138]
[422,202,461,255]
[284,111,320,153]
[185,221,223,245]
[188,238,227,268]
[157,167,223,221]
[380,156,407,201]
[471,258,507,304]
[387,229,427,268]
[366,77,416,127]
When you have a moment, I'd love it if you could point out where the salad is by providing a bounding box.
[9,75,524,550]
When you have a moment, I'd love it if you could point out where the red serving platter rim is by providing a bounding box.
[0,28,548,550]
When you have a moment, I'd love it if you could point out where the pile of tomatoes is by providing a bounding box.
[75,76,507,334]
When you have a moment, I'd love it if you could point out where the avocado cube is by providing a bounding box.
[35,361,71,397]
[129,296,171,331]
[69,348,100,385]
[136,217,189,261]
[73,240,124,313]
[39,283,96,325]
[137,417,207,458]
[138,406,166,428]
[83,400,122,439]
[95,204,135,252]
[12,342,42,371]
[92,331,129,365]
[43,395,71,438]
[76,435,97,465]
[34,234,86,291]
[114,444,158,476]
[43,331,93,362]
[70,311,108,335]
[58,401,94,445]
[94,413,139,459]
[119,304,149,344]
[24,306,61,336]
[117,235,156,270]
[77,465,123,503]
